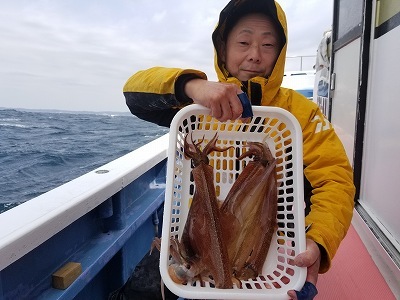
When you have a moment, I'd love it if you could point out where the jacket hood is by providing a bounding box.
[212,0,288,104]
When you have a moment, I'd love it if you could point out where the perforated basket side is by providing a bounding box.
[160,105,306,300]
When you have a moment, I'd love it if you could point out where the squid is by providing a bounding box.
[164,136,278,288]
[167,133,233,288]
[220,141,278,280]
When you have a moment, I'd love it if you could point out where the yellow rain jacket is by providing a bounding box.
[123,0,355,273]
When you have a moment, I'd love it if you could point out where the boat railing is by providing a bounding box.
[0,134,169,299]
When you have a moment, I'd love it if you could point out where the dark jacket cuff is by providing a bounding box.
[174,74,203,105]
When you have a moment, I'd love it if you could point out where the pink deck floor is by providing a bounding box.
[316,225,396,299]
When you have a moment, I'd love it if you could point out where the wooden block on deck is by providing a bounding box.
[52,262,82,290]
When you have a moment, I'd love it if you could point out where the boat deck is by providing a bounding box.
[317,223,397,299]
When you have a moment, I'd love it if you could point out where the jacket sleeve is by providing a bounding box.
[123,67,207,127]
[292,97,355,273]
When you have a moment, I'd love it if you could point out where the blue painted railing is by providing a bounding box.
[0,135,169,300]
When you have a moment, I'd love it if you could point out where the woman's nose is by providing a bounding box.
[248,45,261,62]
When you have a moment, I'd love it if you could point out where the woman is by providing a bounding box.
[123,1,355,299]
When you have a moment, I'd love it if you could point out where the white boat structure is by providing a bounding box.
[282,70,316,100]
[0,1,399,299]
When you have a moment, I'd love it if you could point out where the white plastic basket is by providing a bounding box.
[160,104,306,300]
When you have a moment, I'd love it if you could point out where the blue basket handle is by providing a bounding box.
[237,93,253,118]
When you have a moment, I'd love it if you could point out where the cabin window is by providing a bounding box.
[375,0,400,38]
[335,0,364,40]
[375,0,400,26]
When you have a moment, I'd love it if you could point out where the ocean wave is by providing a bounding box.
[0,122,28,128]
[1,108,166,213]
[0,117,21,122]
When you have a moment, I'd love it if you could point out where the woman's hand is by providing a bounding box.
[184,79,243,122]
[287,239,321,300]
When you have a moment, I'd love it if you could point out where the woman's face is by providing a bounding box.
[223,13,281,81]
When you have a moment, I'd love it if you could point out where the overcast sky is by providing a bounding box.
[0,0,333,113]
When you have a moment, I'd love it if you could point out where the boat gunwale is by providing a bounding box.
[0,134,169,271]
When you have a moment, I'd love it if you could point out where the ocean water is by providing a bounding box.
[0,108,168,213]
